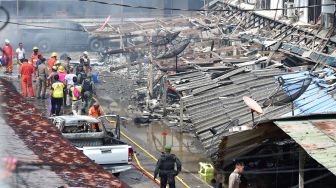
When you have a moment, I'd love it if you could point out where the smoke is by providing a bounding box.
[0,0,194,19]
[0,0,202,53]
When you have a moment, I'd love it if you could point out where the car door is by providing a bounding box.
[98,115,121,139]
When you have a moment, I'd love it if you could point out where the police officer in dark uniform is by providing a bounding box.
[154,145,182,188]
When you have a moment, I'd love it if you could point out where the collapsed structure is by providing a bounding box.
[93,0,336,187]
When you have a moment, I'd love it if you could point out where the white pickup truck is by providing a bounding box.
[50,115,133,176]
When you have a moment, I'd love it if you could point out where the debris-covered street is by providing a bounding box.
[1,0,336,188]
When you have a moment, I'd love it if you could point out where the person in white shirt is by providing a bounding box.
[64,67,77,106]
[15,42,25,65]
[228,162,244,188]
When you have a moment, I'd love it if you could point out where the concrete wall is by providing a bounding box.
[270,0,284,18]
[322,0,335,13]
[295,0,309,23]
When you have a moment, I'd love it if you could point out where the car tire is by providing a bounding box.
[38,39,51,52]
[90,38,103,52]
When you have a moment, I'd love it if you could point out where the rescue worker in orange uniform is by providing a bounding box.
[19,59,35,98]
[88,102,104,131]
[30,47,42,77]
[2,39,14,74]
[47,52,57,74]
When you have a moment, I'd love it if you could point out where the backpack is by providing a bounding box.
[73,86,81,98]
[82,78,93,92]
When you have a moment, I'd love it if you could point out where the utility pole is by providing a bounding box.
[148,33,153,96]
[299,147,305,188]
[162,76,167,116]
[16,0,19,17]
[148,60,153,96]
[146,33,154,109]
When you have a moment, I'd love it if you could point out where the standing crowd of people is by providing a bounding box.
[1,40,96,117]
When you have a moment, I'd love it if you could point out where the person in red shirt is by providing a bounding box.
[2,39,14,74]
[47,52,57,74]
[30,47,42,77]
[19,59,35,98]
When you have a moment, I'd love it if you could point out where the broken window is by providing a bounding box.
[308,0,321,24]
[256,0,270,9]
[246,0,257,5]
[283,0,295,17]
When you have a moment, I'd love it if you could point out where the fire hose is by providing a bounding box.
[131,153,160,185]
[94,97,191,188]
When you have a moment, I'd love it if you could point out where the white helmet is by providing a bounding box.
[83,51,88,55]
[5,39,10,44]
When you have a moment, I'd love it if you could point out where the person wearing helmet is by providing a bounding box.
[57,66,66,82]
[2,39,14,74]
[154,145,182,188]
[31,46,42,78]
[15,42,25,65]
[47,65,58,85]
[47,52,57,74]
[58,65,68,106]
[80,51,90,67]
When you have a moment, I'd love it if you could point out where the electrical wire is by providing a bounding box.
[0,6,10,30]
[0,20,86,32]
[0,19,244,42]
[79,0,336,12]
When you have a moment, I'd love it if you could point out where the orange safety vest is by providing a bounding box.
[88,107,102,118]
[31,51,41,67]
[47,57,56,73]
[2,45,14,60]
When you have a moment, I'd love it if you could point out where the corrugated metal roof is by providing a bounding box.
[176,68,293,154]
[170,67,336,157]
[279,69,336,116]
[274,119,336,176]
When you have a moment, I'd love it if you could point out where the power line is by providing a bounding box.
[0,19,242,42]
[79,0,336,12]
[0,6,10,30]
[0,20,85,32]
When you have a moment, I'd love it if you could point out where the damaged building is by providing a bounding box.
[106,0,336,187]
[1,0,335,187]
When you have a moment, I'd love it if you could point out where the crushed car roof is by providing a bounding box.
[56,115,100,124]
